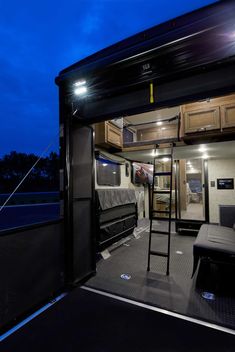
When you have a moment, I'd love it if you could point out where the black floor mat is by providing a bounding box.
[0,288,234,352]
[86,223,235,329]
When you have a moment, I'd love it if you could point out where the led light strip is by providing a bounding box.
[0,293,67,342]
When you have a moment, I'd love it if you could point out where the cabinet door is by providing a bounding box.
[138,129,161,141]
[184,107,220,133]
[106,122,122,147]
[221,103,235,129]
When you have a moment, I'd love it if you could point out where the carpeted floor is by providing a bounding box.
[86,220,235,329]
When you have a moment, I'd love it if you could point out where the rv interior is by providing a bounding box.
[85,92,235,330]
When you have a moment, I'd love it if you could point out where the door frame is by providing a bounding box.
[175,157,209,234]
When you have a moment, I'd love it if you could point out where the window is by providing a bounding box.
[96,159,121,186]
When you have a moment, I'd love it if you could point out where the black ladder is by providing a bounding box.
[147,145,174,275]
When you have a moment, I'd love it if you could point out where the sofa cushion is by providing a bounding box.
[194,224,235,255]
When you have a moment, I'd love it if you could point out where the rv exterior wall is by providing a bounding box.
[208,158,235,223]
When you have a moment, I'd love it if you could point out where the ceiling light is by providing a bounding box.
[156,121,163,126]
[112,172,116,174]
[161,127,166,130]
[102,163,108,167]
[187,161,191,165]
[162,157,169,162]
[199,145,207,152]
[151,150,158,156]
[74,86,88,96]
[202,154,208,159]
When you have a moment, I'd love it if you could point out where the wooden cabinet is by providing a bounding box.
[137,124,177,142]
[182,93,235,136]
[95,121,123,149]
[184,106,220,133]
[221,103,235,129]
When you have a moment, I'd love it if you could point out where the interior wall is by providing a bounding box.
[208,158,235,223]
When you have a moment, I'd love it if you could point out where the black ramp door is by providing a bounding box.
[0,221,64,328]
[71,125,95,283]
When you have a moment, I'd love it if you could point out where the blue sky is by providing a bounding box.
[0,0,217,156]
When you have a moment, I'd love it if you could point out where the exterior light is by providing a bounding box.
[230,32,235,39]
[74,80,86,87]
[74,79,87,96]
[74,86,87,96]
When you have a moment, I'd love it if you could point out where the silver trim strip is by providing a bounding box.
[82,286,235,336]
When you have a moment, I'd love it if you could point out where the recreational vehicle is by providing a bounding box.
[1,0,235,346]
[56,0,235,330]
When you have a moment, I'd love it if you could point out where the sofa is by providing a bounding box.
[192,223,235,277]
[95,189,137,251]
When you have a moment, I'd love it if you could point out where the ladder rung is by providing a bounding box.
[152,210,170,214]
[151,230,169,235]
[150,250,168,258]
[153,190,171,194]
[154,172,172,176]
[152,216,170,221]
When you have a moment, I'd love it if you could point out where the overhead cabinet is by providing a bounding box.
[183,106,220,133]
[221,102,235,129]
[95,121,123,149]
[182,93,235,136]
[137,124,178,142]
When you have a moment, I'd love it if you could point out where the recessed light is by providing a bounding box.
[202,154,208,159]
[156,121,163,126]
[102,163,108,167]
[199,145,207,152]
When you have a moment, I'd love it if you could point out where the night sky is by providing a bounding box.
[0,0,217,156]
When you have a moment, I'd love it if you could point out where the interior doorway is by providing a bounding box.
[178,158,205,221]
